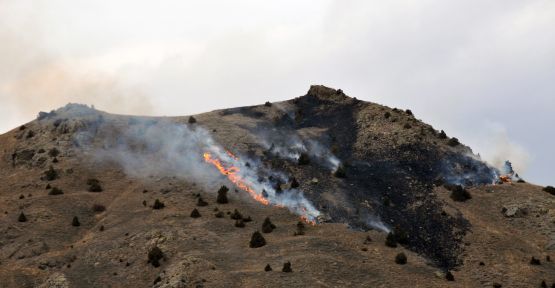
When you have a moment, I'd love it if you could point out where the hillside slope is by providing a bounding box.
[0,85,554,287]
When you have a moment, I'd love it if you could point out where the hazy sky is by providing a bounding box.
[1,1,554,185]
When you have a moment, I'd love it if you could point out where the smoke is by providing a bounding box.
[484,126,530,176]
[71,112,320,221]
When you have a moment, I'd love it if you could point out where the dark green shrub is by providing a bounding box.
[264,101,272,107]
[152,199,165,210]
[243,216,252,222]
[190,208,201,218]
[147,246,164,267]
[530,257,541,265]
[18,212,27,222]
[384,112,391,119]
[333,164,346,178]
[405,109,413,116]
[87,179,103,192]
[48,148,60,157]
[445,271,455,281]
[48,187,64,195]
[290,178,299,189]
[26,130,35,139]
[215,211,224,218]
[282,262,292,272]
[447,138,460,147]
[298,153,310,165]
[294,221,305,236]
[395,253,407,264]
[72,216,80,227]
[403,123,411,129]
[235,219,245,228]
[92,204,106,212]
[543,186,555,195]
[438,130,447,139]
[44,166,58,181]
[448,185,472,202]
[230,209,242,220]
[264,264,272,271]
[385,232,397,247]
[249,231,266,248]
[188,116,197,124]
[262,217,276,233]
[196,197,208,207]
[217,185,229,204]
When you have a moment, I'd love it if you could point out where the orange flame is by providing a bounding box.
[203,152,270,205]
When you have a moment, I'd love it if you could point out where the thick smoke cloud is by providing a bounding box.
[0,0,554,185]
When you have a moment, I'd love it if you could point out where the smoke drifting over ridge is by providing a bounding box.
[71,110,320,222]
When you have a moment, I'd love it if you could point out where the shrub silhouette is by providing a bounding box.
[395,253,407,265]
[447,185,472,202]
[153,199,165,210]
[543,186,555,195]
[48,148,60,157]
[190,208,201,218]
[264,101,272,107]
[447,138,460,147]
[217,185,229,204]
[290,178,300,189]
[333,164,347,178]
[87,179,103,192]
[26,130,35,139]
[243,216,252,222]
[44,166,59,181]
[215,211,224,218]
[72,216,80,227]
[405,109,413,116]
[142,200,147,207]
[384,112,391,119]
[48,187,64,195]
[235,219,245,228]
[249,231,266,248]
[92,204,106,213]
[18,212,27,222]
[403,123,411,129]
[147,246,164,267]
[230,209,243,220]
[282,262,292,273]
[394,226,409,245]
[45,184,51,189]
[262,217,276,233]
[298,153,310,165]
[99,225,105,231]
[530,257,541,265]
[188,116,197,124]
[445,271,455,281]
[264,264,272,272]
[438,130,448,139]
[294,221,305,236]
[385,232,397,248]
[196,197,208,207]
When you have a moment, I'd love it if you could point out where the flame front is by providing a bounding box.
[203,152,270,205]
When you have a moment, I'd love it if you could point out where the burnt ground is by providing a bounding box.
[0,85,554,287]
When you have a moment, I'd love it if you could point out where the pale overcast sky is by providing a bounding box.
[0,0,553,185]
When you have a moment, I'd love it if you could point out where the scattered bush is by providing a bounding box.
[384,112,391,119]
[447,138,460,147]
[188,116,197,124]
[405,109,413,116]
[26,130,35,139]
[543,186,555,196]
[395,253,407,265]
[45,184,51,189]
[530,257,541,265]
[333,164,346,178]
[243,216,252,222]
[290,178,300,189]
[217,185,229,204]
[18,212,27,222]
[44,166,59,181]
[264,101,272,107]
[230,209,242,220]
[249,231,266,248]
[282,262,292,273]
[147,246,164,267]
[87,179,103,192]
[403,123,411,129]
[153,199,165,210]
[447,185,472,202]
[72,216,80,227]
[298,153,310,165]
[99,225,105,231]
[438,130,447,139]
[142,200,147,207]
[445,271,455,281]
[215,211,224,218]
[235,219,245,228]
[196,197,208,207]
[92,204,106,213]
[385,232,397,248]
[52,157,58,163]
[262,217,276,233]
[190,208,201,218]
[394,227,409,245]
[48,187,64,195]
[264,264,272,272]
[19,125,26,131]
[48,148,60,158]
[294,221,305,236]
[19,194,25,199]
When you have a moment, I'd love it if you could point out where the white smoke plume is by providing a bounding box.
[71,112,320,222]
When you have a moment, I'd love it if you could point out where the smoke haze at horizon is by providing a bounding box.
[0,0,554,185]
